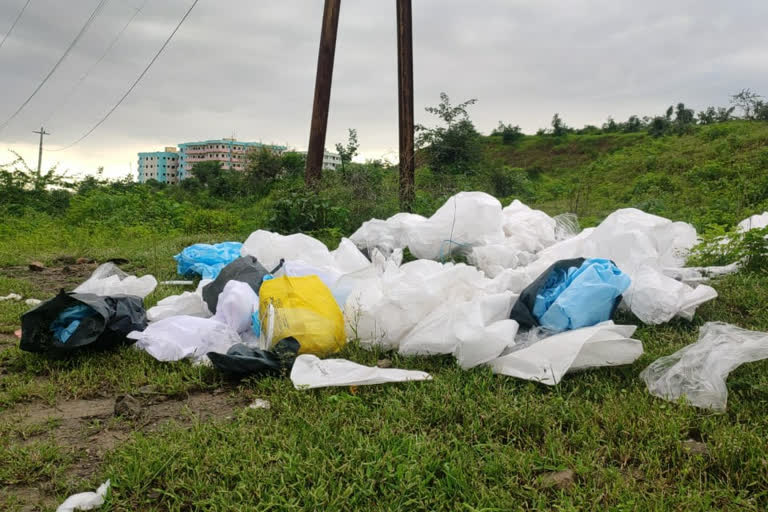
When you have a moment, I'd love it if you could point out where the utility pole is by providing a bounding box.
[32,126,50,177]
[305,0,341,188]
[396,0,415,212]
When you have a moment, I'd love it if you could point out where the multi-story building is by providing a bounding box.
[177,138,286,180]
[137,147,180,184]
[297,150,343,171]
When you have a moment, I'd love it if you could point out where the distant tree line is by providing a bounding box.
[496,88,768,140]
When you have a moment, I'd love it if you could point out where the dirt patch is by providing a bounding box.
[4,391,244,510]
[0,334,17,354]
[0,263,99,297]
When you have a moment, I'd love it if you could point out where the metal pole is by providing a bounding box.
[397,0,415,211]
[305,0,341,187]
[32,126,50,177]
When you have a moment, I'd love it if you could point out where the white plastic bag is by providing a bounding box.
[129,316,241,363]
[146,279,212,322]
[56,479,110,512]
[641,322,768,411]
[488,322,642,385]
[738,212,768,232]
[290,354,432,389]
[74,263,157,298]
[241,230,334,271]
[212,280,259,334]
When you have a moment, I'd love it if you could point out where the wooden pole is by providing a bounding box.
[305,0,341,188]
[396,0,415,211]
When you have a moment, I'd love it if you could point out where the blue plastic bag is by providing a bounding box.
[534,258,631,332]
[50,304,98,343]
[174,242,243,280]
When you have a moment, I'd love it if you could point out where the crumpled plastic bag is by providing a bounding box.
[202,256,275,314]
[129,315,241,363]
[146,280,212,322]
[532,258,631,332]
[488,322,642,385]
[74,263,157,299]
[212,280,260,334]
[399,291,519,369]
[22,292,147,353]
[350,192,505,260]
[290,354,432,389]
[259,275,345,355]
[174,242,242,280]
[56,479,110,512]
[523,208,716,324]
[641,322,768,411]
[241,230,334,272]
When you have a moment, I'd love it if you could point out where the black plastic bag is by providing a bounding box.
[207,337,300,377]
[20,290,148,353]
[202,256,283,314]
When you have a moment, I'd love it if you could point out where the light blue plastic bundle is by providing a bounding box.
[174,242,243,280]
[533,258,631,332]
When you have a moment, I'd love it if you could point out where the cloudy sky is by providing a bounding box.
[1,0,767,179]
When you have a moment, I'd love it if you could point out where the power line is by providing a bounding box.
[43,0,148,125]
[0,0,31,52]
[0,0,111,132]
[50,0,200,151]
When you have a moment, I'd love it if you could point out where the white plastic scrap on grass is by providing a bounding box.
[641,322,768,411]
[74,262,157,298]
[290,354,432,389]
[488,322,642,385]
[56,479,110,512]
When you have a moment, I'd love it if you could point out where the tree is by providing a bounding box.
[244,146,284,193]
[551,113,570,136]
[624,115,642,132]
[730,89,762,119]
[602,117,618,133]
[335,128,359,174]
[674,102,695,126]
[492,122,523,144]
[416,92,482,174]
[191,160,223,187]
[280,151,306,178]
[648,116,669,138]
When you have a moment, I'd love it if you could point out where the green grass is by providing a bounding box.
[2,239,768,510]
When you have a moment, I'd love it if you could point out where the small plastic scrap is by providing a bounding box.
[174,242,242,280]
[290,354,432,389]
[488,322,642,385]
[25,298,42,306]
[0,293,22,301]
[56,479,110,512]
[641,322,768,411]
[74,262,157,298]
[160,280,194,285]
[249,399,271,409]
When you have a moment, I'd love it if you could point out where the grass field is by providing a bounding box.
[1,229,768,511]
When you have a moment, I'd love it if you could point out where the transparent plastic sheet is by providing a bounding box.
[641,322,768,411]
[553,213,580,241]
[290,354,432,389]
[74,262,157,298]
[488,322,642,385]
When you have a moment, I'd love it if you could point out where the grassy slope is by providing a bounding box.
[1,122,768,510]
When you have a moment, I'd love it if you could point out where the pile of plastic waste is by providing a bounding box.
[17,192,768,403]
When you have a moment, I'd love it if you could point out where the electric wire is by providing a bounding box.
[50,0,199,151]
[0,0,32,52]
[0,0,111,132]
[43,0,148,125]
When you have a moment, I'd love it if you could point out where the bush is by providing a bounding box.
[268,187,349,234]
[489,166,531,198]
[690,226,768,271]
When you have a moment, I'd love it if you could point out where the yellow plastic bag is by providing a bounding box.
[259,275,346,355]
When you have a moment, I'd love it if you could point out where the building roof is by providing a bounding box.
[138,151,179,157]
[178,139,287,150]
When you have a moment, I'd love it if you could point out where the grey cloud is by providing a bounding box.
[0,0,767,174]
